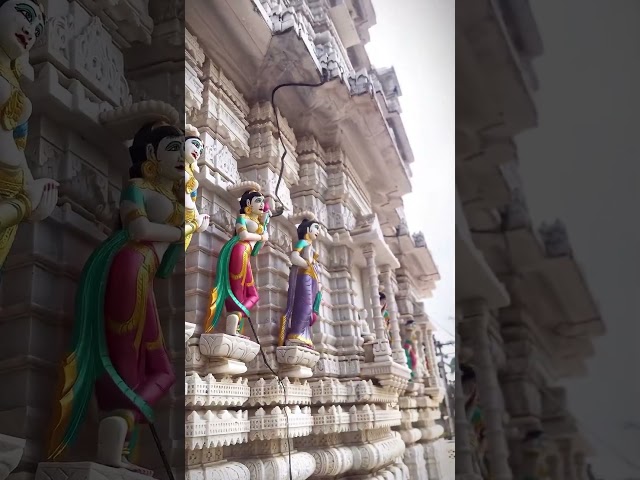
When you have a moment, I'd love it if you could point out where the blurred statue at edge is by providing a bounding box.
[184,124,209,250]
[0,0,59,269]
[47,121,185,476]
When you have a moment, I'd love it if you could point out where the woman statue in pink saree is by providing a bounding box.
[204,185,271,337]
[47,120,184,475]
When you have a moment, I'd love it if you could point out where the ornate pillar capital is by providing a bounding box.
[361,242,376,258]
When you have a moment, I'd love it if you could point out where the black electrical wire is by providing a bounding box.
[261,72,330,480]
[269,72,329,218]
[244,314,293,480]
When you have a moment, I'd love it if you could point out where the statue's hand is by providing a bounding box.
[27,179,59,222]
[196,214,210,232]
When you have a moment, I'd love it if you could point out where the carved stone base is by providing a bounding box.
[0,434,25,480]
[405,381,424,395]
[35,462,153,480]
[403,444,429,480]
[198,334,260,375]
[276,346,320,378]
[360,360,411,394]
[238,451,316,480]
[186,461,250,480]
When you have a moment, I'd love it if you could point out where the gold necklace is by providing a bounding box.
[0,62,20,89]
[185,165,197,194]
[245,212,261,223]
[141,179,177,200]
[0,62,25,131]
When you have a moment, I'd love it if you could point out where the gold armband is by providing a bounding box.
[185,219,199,235]
[14,137,27,152]
[176,227,185,243]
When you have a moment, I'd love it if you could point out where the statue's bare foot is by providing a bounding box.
[97,417,154,476]
[226,314,240,336]
[119,457,154,477]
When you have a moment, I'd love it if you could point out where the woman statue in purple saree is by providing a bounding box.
[278,216,322,349]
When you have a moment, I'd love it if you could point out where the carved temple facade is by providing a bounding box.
[456,1,603,480]
[184,1,447,479]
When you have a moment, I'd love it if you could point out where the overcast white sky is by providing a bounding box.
[366,0,455,342]
[367,1,639,478]
[516,2,640,478]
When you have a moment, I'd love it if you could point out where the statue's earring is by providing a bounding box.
[244,206,252,215]
[141,159,158,179]
[304,232,311,241]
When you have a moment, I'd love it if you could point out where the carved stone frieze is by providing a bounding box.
[538,219,572,258]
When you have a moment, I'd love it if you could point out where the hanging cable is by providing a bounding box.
[269,71,329,217]
[251,71,329,480]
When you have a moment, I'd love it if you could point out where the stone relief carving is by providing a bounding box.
[72,16,131,107]
[327,204,356,231]
[349,70,374,96]
[538,219,572,258]
[148,0,185,23]
[397,218,410,236]
[0,435,25,480]
[502,188,530,230]
[412,232,426,248]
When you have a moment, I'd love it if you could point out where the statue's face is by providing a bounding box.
[0,1,44,60]
[150,135,184,181]
[307,222,320,241]
[185,137,203,165]
[249,195,265,214]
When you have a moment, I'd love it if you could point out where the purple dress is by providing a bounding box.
[278,239,321,349]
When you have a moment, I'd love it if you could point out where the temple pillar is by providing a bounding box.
[380,266,408,366]
[454,329,480,479]
[422,321,439,386]
[362,244,393,361]
[558,439,576,480]
[326,243,362,377]
[458,299,512,480]
[574,452,586,480]
[413,327,428,384]
[546,455,561,480]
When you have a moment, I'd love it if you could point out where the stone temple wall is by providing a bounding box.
[183,1,448,479]
[0,1,447,480]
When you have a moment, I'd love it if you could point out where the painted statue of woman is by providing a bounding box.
[184,124,209,250]
[0,0,59,268]
[461,363,489,478]
[205,186,271,337]
[380,292,391,339]
[278,217,322,349]
[403,329,418,380]
[48,121,184,475]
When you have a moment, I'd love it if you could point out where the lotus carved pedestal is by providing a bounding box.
[275,345,320,379]
[198,334,260,376]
